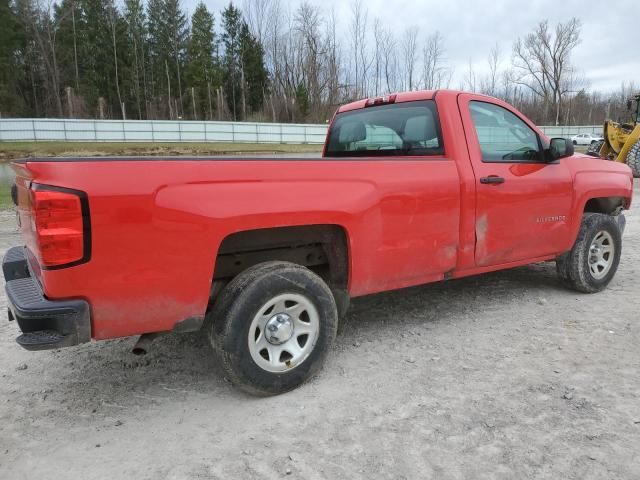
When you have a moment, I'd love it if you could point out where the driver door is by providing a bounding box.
[457,94,574,267]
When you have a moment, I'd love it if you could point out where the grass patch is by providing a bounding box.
[0,187,13,209]
[0,141,323,161]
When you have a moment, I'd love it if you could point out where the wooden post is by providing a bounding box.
[207,83,213,120]
[66,86,74,118]
[192,87,197,120]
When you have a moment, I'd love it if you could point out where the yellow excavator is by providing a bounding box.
[587,92,640,177]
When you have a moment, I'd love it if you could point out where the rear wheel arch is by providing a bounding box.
[210,224,351,315]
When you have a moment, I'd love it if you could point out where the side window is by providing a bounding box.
[469,101,541,163]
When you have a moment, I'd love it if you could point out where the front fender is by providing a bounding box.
[566,168,633,248]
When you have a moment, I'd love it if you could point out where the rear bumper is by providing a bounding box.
[3,246,91,351]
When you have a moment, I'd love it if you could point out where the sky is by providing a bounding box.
[182,0,639,93]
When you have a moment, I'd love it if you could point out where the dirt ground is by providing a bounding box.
[0,182,639,480]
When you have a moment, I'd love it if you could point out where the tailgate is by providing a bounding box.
[11,163,40,278]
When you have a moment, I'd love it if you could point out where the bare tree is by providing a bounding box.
[401,27,418,91]
[262,0,283,97]
[30,1,64,116]
[422,31,449,90]
[379,26,397,93]
[464,59,477,92]
[373,18,383,96]
[324,8,342,114]
[512,18,581,125]
[480,43,500,96]
[243,0,271,43]
[349,0,369,98]
[294,3,323,114]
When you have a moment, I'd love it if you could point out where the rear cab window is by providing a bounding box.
[325,101,444,157]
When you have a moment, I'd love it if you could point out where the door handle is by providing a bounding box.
[480,176,505,185]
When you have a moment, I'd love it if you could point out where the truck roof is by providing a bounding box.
[337,89,498,113]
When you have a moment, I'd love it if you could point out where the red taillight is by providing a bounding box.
[30,185,88,268]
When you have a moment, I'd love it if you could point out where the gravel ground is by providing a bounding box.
[0,181,639,480]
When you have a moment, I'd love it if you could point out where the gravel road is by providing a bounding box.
[1,182,639,480]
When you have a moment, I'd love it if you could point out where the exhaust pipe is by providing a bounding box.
[132,332,163,356]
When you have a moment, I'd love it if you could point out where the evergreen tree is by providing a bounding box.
[0,0,25,116]
[53,1,82,90]
[185,2,220,120]
[295,82,310,119]
[13,0,43,116]
[240,22,268,114]
[78,1,110,115]
[221,2,243,120]
[147,0,188,118]
[123,0,148,119]
[146,0,164,104]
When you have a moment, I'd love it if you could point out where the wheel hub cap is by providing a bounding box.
[247,293,320,373]
[588,230,614,280]
[264,313,294,345]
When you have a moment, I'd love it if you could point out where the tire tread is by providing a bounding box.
[207,261,337,396]
[556,213,622,293]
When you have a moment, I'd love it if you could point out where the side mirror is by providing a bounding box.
[546,137,574,161]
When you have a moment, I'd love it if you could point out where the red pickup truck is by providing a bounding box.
[3,90,633,395]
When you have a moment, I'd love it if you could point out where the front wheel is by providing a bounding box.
[556,213,623,293]
[208,261,338,396]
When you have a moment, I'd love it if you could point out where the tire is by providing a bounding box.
[626,138,640,178]
[572,140,577,145]
[556,213,622,293]
[586,140,604,157]
[208,261,338,396]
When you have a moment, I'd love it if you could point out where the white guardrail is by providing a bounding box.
[0,118,601,144]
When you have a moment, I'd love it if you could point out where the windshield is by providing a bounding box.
[325,101,444,157]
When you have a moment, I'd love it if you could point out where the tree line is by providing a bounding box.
[0,0,637,126]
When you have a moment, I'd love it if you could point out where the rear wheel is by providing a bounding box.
[208,261,338,396]
[626,139,640,178]
[556,213,622,293]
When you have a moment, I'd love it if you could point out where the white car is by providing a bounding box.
[572,133,604,145]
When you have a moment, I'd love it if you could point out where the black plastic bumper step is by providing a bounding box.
[16,330,72,350]
[3,247,92,351]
